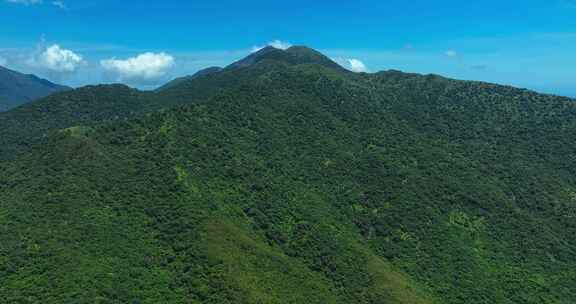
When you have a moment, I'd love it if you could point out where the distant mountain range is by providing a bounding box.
[0,65,70,111]
[1,46,576,304]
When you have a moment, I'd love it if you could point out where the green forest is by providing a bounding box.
[1,46,575,303]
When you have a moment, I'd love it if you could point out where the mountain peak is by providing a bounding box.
[227,46,284,69]
[258,45,279,52]
[285,45,321,54]
[227,45,346,71]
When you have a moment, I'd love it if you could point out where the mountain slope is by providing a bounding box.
[157,67,223,91]
[0,84,148,160]
[0,46,345,160]
[227,45,346,71]
[0,65,70,111]
[1,47,576,303]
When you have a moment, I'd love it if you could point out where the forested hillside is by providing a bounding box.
[1,46,575,303]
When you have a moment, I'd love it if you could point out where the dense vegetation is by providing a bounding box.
[0,47,342,161]
[1,46,576,303]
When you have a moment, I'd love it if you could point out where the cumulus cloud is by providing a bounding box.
[100,52,175,83]
[348,58,369,72]
[6,0,42,5]
[251,40,292,53]
[29,44,84,72]
[333,58,369,73]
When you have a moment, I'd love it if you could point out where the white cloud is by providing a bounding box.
[268,40,292,50]
[251,40,292,53]
[6,0,42,5]
[29,44,84,72]
[333,57,369,73]
[100,52,175,82]
[348,58,369,72]
[445,50,458,58]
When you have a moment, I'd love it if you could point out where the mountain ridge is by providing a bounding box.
[2,46,576,303]
[157,67,223,91]
[1,46,574,162]
[226,45,347,71]
[0,65,70,111]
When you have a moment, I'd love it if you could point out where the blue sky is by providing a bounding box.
[1,0,575,96]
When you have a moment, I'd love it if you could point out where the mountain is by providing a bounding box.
[228,45,346,71]
[0,84,148,160]
[1,46,576,304]
[0,65,70,111]
[157,67,223,91]
[0,46,345,160]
